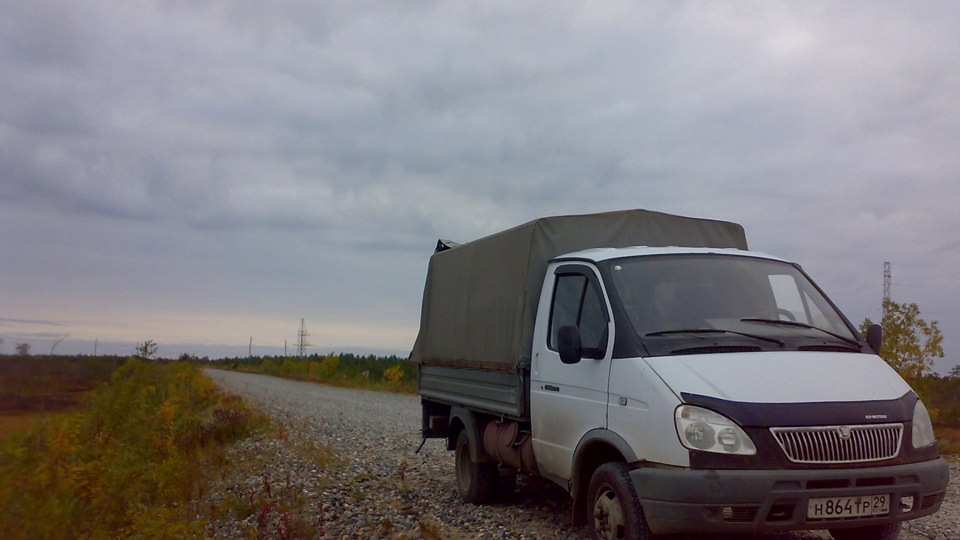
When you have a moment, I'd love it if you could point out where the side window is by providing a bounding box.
[549,270,609,359]
[550,274,585,345]
[579,284,608,357]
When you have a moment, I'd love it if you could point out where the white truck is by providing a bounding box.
[411,210,948,540]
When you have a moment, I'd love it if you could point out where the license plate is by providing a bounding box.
[807,494,890,519]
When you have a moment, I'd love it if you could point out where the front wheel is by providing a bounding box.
[830,522,901,540]
[587,462,658,540]
[454,431,497,503]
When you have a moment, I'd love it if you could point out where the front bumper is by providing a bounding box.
[631,458,950,535]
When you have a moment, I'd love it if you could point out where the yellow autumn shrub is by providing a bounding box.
[0,359,258,540]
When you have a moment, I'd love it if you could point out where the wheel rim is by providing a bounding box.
[456,441,473,494]
[593,484,626,539]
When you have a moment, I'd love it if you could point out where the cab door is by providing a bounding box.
[530,263,614,481]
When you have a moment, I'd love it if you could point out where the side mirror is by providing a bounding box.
[866,324,882,354]
[558,325,582,365]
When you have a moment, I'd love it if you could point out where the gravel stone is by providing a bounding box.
[204,369,957,540]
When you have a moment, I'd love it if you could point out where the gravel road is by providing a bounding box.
[204,369,957,540]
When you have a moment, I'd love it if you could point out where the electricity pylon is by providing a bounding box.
[296,319,312,358]
[882,262,891,318]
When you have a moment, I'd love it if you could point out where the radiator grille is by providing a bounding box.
[770,424,903,464]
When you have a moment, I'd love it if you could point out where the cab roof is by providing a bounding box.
[555,246,788,264]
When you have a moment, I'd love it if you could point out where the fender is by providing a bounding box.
[571,428,639,495]
[570,428,639,526]
[449,406,493,463]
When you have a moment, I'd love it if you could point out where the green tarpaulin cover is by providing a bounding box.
[410,209,747,372]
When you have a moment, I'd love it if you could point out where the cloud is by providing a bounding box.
[0,317,69,327]
[1,1,958,370]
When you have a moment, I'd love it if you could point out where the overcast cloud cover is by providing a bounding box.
[1,1,958,371]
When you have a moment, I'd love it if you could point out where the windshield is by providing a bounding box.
[603,254,861,357]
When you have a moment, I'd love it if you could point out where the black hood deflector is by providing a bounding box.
[680,391,916,428]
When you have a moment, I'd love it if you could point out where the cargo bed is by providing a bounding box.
[417,364,528,419]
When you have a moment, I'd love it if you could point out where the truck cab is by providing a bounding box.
[530,247,947,538]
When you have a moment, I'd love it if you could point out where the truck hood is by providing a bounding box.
[644,352,912,404]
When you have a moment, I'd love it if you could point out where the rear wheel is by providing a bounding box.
[830,522,901,540]
[587,462,658,540]
[454,431,496,503]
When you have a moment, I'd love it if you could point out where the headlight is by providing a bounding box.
[912,399,936,449]
[675,405,756,455]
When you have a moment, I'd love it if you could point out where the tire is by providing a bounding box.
[454,431,497,504]
[587,462,658,540]
[830,522,901,540]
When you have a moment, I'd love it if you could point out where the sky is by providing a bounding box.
[1,1,958,373]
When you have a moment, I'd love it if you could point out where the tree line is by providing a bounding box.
[207,352,417,392]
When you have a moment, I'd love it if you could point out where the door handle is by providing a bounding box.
[543,384,560,392]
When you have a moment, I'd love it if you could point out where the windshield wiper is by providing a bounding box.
[739,318,861,348]
[645,328,784,346]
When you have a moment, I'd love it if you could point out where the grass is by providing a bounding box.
[0,355,123,410]
[0,356,123,442]
[0,355,349,539]
[0,412,59,441]
[0,358,264,540]
[935,427,960,456]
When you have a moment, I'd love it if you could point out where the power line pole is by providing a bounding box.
[882,261,891,318]
[296,319,312,358]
